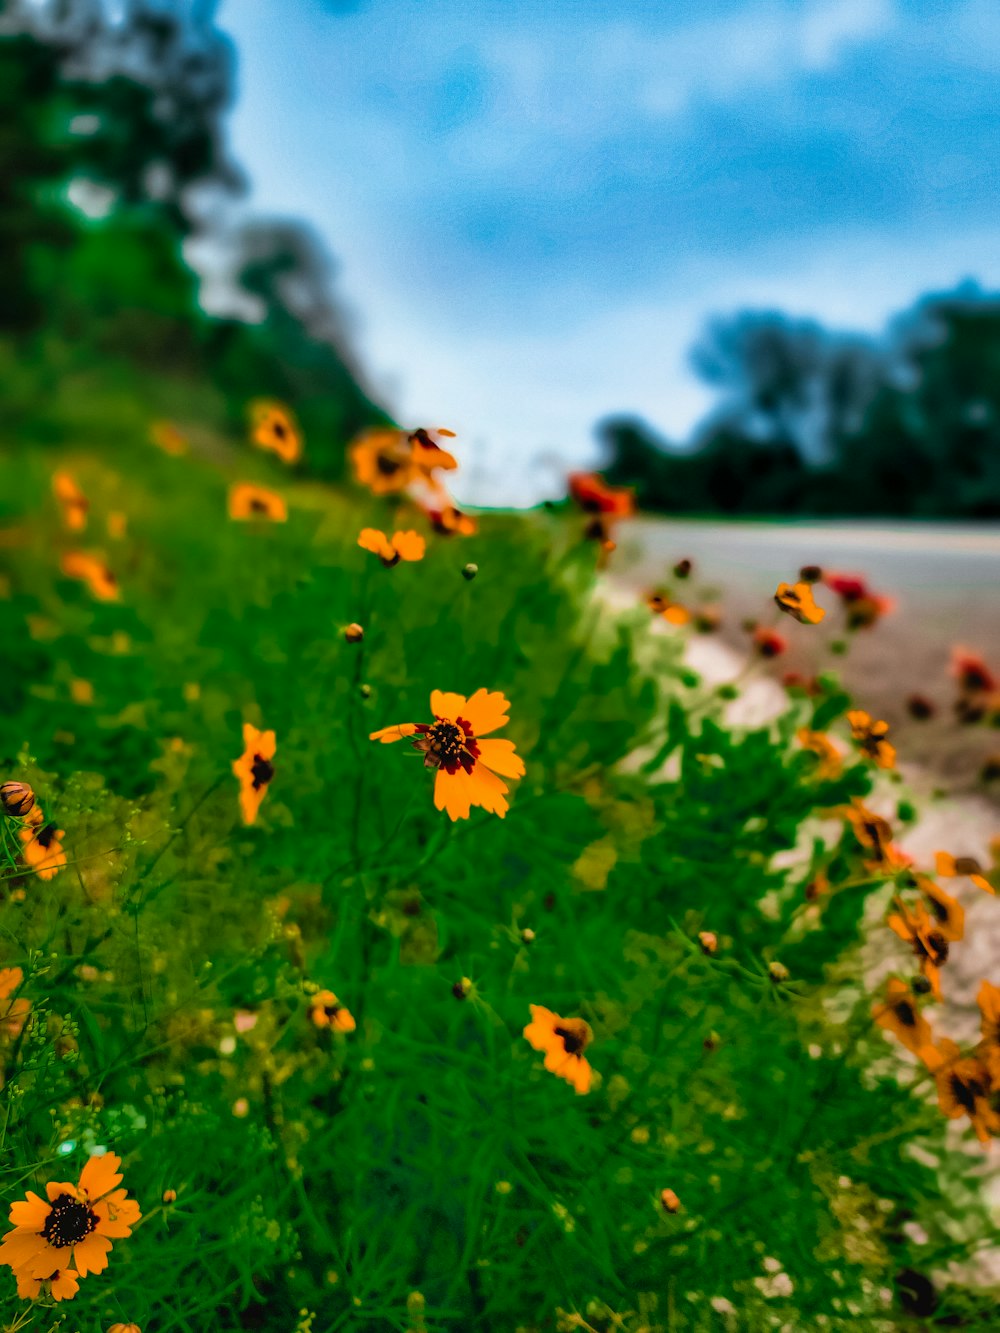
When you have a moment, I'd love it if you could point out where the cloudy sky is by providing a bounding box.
[219,0,1000,504]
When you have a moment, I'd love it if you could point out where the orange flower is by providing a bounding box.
[228,483,288,522]
[873,978,936,1063]
[249,400,302,463]
[846,709,896,769]
[797,729,842,780]
[0,967,30,1042]
[60,552,119,602]
[150,421,188,455]
[931,1039,1000,1144]
[0,1151,140,1283]
[425,501,477,537]
[977,980,1000,1082]
[309,990,356,1033]
[52,473,88,532]
[841,799,896,867]
[15,1265,80,1302]
[774,580,825,624]
[523,1004,593,1094]
[357,528,425,566]
[108,1324,142,1333]
[370,688,525,821]
[646,593,690,626]
[350,426,457,496]
[914,874,964,943]
[18,816,66,881]
[935,851,995,895]
[232,724,276,825]
[887,901,949,1000]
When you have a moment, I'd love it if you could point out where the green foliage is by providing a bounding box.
[0,398,997,1331]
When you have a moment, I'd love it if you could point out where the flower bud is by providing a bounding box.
[0,781,35,818]
[359,683,372,699]
[162,1188,177,1204]
[344,623,364,643]
[697,931,717,956]
[451,976,473,1000]
[768,960,790,983]
[659,1188,682,1213]
[799,564,823,584]
[906,694,935,720]
[462,562,478,581]
[673,558,693,579]
[520,927,536,945]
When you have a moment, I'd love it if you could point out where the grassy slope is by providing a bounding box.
[0,372,995,1331]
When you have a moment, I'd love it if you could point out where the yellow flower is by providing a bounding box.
[228,483,288,522]
[309,990,356,1033]
[232,724,276,825]
[357,528,425,566]
[60,552,119,602]
[370,689,525,821]
[52,473,88,532]
[0,1152,140,1284]
[774,580,825,624]
[523,1004,593,1095]
[846,710,896,769]
[248,400,302,463]
[872,978,936,1063]
[797,729,842,780]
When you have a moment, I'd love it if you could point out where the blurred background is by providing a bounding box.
[2,0,999,788]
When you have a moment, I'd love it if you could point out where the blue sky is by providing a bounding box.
[219,0,1000,503]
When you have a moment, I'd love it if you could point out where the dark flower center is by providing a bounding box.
[273,421,287,440]
[920,932,948,965]
[950,1074,983,1115]
[892,1000,917,1028]
[41,1193,97,1248]
[250,756,275,790]
[323,1004,340,1019]
[250,497,268,514]
[36,823,58,849]
[424,719,479,774]
[554,1025,584,1055]
[376,454,402,476]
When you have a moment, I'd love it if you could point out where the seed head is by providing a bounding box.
[0,781,35,818]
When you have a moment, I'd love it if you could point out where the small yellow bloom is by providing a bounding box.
[357,528,425,566]
[774,580,825,624]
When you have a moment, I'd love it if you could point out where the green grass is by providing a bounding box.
[0,387,997,1331]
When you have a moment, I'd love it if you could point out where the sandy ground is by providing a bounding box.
[605,525,1000,1240]
[613,516,1000,794]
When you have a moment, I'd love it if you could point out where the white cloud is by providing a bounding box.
[482,0,896,133]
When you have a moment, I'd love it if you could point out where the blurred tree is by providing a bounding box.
[0,0,388,471]
[602,289,1000,518]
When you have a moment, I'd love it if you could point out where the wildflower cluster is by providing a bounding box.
[1,429,998,1333]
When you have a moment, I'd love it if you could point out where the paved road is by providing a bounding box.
[615,517,1000,791]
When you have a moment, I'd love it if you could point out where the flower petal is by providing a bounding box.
[71,1231,112,1277]
[78,1151,123,1201]
[429,690,467,722]
[477,738,525,780]
[461,689,511,736]
[369,723,417,744]
[466,764,510,818]
[434,766,474,821]
[9,1192,50,1229]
